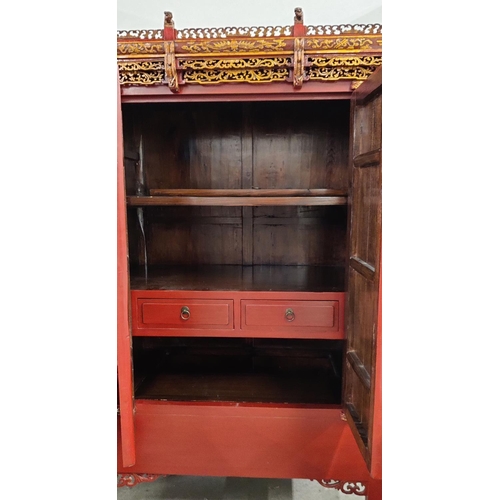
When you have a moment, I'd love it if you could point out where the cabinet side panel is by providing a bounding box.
[117,74,136,466]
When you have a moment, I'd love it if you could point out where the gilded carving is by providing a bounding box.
[309,56,381,67]
[176,26,292,39]
[351,81,363,90]
[306,38,373,51]
[117,42,164,55]
[315,480,366,495]
[119,61,164,85]
[183,68,289,84]
[293,38,306,88]
[181,39,287,53]
[178,57,291,70]
[164,40,179,92]
[308,65,377,81]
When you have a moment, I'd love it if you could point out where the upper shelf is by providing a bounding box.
[127,189,347,207]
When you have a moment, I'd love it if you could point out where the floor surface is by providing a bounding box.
[117,475,366,499]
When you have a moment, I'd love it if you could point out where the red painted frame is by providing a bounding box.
[117,74,136,467]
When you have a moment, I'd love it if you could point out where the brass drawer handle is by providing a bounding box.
[285,308,295,322]
[180,306,190,321]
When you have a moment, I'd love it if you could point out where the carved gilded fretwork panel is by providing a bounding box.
[118,61,164,85]
[306,38,374,51]
[308,56,381,67]
[307,65,378,82]
[180,39,287,53]
[118,42,164,56]
[183,67,289,84]
[178,57,291,70]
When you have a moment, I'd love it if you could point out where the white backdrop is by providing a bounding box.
[117,0,382,30]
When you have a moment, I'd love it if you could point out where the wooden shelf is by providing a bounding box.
[130,265,345,292]
[133,339,342,404]
[128,189,347,207]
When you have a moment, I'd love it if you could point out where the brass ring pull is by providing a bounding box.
[285,308,295,322]
[180,306,190,321]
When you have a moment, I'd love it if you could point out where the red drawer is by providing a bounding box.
[241,300,339,330]
[137,299,233,330]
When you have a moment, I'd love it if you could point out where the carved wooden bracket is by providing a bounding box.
[314,479,367,495]
[117,473,163,488]
[293,37,306,89]
[163,40,179,92]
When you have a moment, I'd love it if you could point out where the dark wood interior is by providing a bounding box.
[124,100,350,291]
[133,337,343,405]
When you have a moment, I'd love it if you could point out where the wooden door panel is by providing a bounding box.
[345,68,382,472]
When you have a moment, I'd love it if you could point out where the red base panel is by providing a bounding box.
[118,401,369,482]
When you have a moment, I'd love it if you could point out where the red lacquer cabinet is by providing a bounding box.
[117,9,382,498]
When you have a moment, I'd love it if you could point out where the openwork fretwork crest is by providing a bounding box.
[314,479,367,495]
[176,25,292,39]
[306,24,382,35]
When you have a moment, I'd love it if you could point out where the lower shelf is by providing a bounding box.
[133,337,343,404]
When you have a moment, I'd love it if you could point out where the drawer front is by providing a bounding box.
[138,299,233,329]
[241,300,339,330]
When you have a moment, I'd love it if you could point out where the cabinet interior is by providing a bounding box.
[124,99,351,407]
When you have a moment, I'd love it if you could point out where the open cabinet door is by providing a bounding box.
[117,71,136,467]
[344,67,382,477]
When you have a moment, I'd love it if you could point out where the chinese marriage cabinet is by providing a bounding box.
[117,8,382,499]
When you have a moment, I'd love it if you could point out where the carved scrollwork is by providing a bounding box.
[181,39,287,53]
[118,61,164,85]
[308,55,381,67]
[183,67,289,84]
[117,42,164,55]
[176,26,292,39]
[307,65,378,82]
[178,57,291,70]
[306,24,381,35]
[117,29,163,40]
[306,38,374,51]
[117,474,162,488]
[314,479,366,495]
